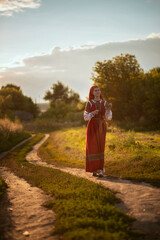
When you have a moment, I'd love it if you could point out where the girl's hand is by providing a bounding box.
[108,103,112,109]
[92,110,99,115]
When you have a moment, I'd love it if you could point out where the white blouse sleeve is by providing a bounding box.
[105,109,112,121]
[84,101,94,121]
[104,101,112,121]
[84,111,94,121]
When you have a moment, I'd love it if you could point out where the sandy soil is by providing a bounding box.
[26,134,160,240]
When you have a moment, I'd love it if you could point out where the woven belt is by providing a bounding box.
[92,117,105,120]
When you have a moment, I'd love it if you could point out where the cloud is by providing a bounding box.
[0,36,160,102]
[147,32,160,39]
[0,0,40,17]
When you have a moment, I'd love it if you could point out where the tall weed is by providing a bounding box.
[0,118,30,153]
[0,118,23,139]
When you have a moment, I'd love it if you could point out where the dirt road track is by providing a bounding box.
[0,137,57,240]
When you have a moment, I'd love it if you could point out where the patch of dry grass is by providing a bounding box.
[22,118,83,133]
[0,118,30,153]
[0,118,23,137]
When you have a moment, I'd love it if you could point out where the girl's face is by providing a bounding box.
[93,87,101,98]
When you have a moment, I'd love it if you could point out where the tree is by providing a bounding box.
[43,81,81,120]
[44,81,69,105]
[142,67,160,126]
[0,84,39,119]
[92,53,144,120]
[44,81,80,106]
[0,84,24,111]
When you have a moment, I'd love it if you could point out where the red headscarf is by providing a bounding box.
[89,85,103,101]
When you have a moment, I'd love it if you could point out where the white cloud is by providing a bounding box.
[147,32,160,39]
[0,0,41,17]
[0,36,160,102]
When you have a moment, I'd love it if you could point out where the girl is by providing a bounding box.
[84,85,112,177]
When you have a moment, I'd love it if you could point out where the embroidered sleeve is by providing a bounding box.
[84,101,93,121]
[104,101,112,121]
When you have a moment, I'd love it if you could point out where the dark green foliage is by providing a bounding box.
[92,54,160,129]
[44,81,80,105]
[92,54,143,120]
[142,68,160,126]
[0,84,39,119]
[43,81,85,121]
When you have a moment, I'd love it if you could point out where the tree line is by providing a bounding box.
[0,53,159,129]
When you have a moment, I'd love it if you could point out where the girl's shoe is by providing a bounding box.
[93,171,97,176]
[99,170,103,177]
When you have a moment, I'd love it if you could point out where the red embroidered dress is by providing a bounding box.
[84,99,110,172]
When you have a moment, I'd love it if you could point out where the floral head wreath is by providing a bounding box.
[89,85,103,101]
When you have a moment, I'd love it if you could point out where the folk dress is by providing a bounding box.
[84,99,112,172]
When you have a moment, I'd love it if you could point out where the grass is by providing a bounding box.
[0,176,8,200]
[0,118,31,153]
[0,134,143,240]
[38,126,86,168]
[38,126,160,187]
[22,117,83,133]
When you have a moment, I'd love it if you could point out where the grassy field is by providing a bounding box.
[0,134,143,240]
[22,117,83,133]
[0,118,30,153]
[38,126,160,187]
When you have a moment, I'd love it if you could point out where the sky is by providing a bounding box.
[0,0,160,102]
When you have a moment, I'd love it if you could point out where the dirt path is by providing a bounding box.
[0,137,57,240]
[26,134,160,240]
[0,167,57,240]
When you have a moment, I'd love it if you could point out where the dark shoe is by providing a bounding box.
[99,170,103,177]
[93,171,97,177]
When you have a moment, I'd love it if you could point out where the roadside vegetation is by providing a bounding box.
[22,117,83,133]
[0,135,143,240]
[38,126,160,187]
[0,118,30,153]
